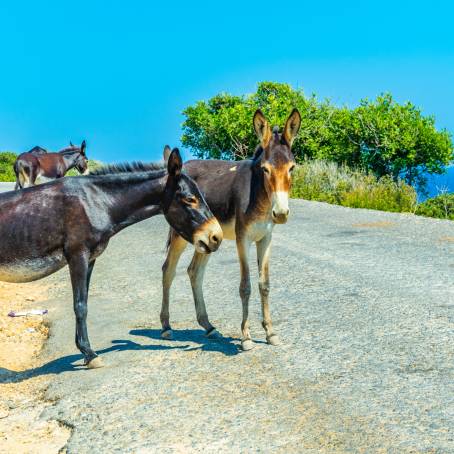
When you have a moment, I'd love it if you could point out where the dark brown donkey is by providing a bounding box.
[161,109,301,350]
[14,140,89,190]
[0,149,222,368]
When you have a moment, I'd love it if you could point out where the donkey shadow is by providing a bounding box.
[130,328,240,357]
[0,339,189,385]
[0,329,239,385]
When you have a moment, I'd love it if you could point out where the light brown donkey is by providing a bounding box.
[161,109,301,350]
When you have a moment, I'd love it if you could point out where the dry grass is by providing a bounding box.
[439,236,454,243]
[353,221,395,228]
[291,160,417,213]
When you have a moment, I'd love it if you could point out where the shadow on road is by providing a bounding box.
[130,328,240,356]
[0,339,189,384]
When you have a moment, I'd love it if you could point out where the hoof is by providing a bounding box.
[87,357,104,369]
[266,334,281,346]
[161,329,173,340]
[205,328,222,339]
[241,339,255,351]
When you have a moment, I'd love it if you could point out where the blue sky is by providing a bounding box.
[1,1,453,163]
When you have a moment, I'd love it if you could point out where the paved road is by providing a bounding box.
[2,182,454,452]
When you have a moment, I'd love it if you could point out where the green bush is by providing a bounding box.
[291,159,417,213]
[0,151,18,182]
[415,193,454,220]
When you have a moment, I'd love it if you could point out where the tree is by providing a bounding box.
[181,83,453,191]
[182,82,334,161]
[344,94,453,191]
[0,151,18,182]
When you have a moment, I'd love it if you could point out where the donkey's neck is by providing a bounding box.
[61,152,81,172]
[248,162,273,220]
[94,173,167,233]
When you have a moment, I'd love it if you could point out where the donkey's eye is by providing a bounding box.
[289,165,295,173]
[184,196,198,205]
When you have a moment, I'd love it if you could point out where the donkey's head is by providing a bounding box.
[71,140,89,175]
[163,147,223,254]
[253,109,301,224]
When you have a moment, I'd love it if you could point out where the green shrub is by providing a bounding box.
[291,159,417,213]
[66,160,104,176]
[0,151,18,182]
[415,193,454,220]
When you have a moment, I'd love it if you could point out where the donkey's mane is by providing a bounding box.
[58,146,82,155]
[90,161,166,177]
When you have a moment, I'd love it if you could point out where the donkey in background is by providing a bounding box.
[14,140,89,189]
[161,109,301,350]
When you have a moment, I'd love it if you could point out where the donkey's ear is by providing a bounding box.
[70,141,74,147]
[80,140,87,155]
[253,109,272,149]
[167,148,182,178]
[163,145,172,163]
[283,109,301,146]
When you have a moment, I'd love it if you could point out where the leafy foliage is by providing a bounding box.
[290,160,417,213]
[415,193,454,220]
[0,152,18,182]
[182,82,453,191]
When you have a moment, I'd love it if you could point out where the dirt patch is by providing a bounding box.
[353,221,395,228]
[0,281,70,454]
[439,236,454,243]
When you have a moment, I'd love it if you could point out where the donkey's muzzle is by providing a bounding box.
[272,209,289,224]
[271,191,290,224]
[193,218,223,254]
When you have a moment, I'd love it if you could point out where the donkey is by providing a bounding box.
[0,149,223,368]
[14,140,89,190]
[161,109,301,350]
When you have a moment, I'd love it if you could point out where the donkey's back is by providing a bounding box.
[183,158,254,224]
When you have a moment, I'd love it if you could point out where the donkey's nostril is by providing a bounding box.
[211,234,220,244]
[286,209,289,216]
[272,210,277,218]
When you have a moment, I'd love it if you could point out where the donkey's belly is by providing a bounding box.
[0,252,67,283]
[221,219,236,240]
[220,218,274,242]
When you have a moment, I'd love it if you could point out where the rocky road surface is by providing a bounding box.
[1,181,453,453]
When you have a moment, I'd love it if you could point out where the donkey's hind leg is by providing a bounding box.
[187,251,220,338]
[161,231,187,339]
[256,234,279,346]
[67,252,101,368]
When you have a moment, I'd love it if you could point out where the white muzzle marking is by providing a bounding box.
[271,191,290,223]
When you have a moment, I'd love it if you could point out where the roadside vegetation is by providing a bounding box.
[0,151,17,182]
[291,160,417,213]
[415,193,454,220]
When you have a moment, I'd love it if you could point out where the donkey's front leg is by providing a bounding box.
[67,252,102,369]
[187,251,220,338]
[256,234,279,346]
[161,232,187,339]
[237,238,253,351]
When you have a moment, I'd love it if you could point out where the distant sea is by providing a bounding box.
[422,165,454,201]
